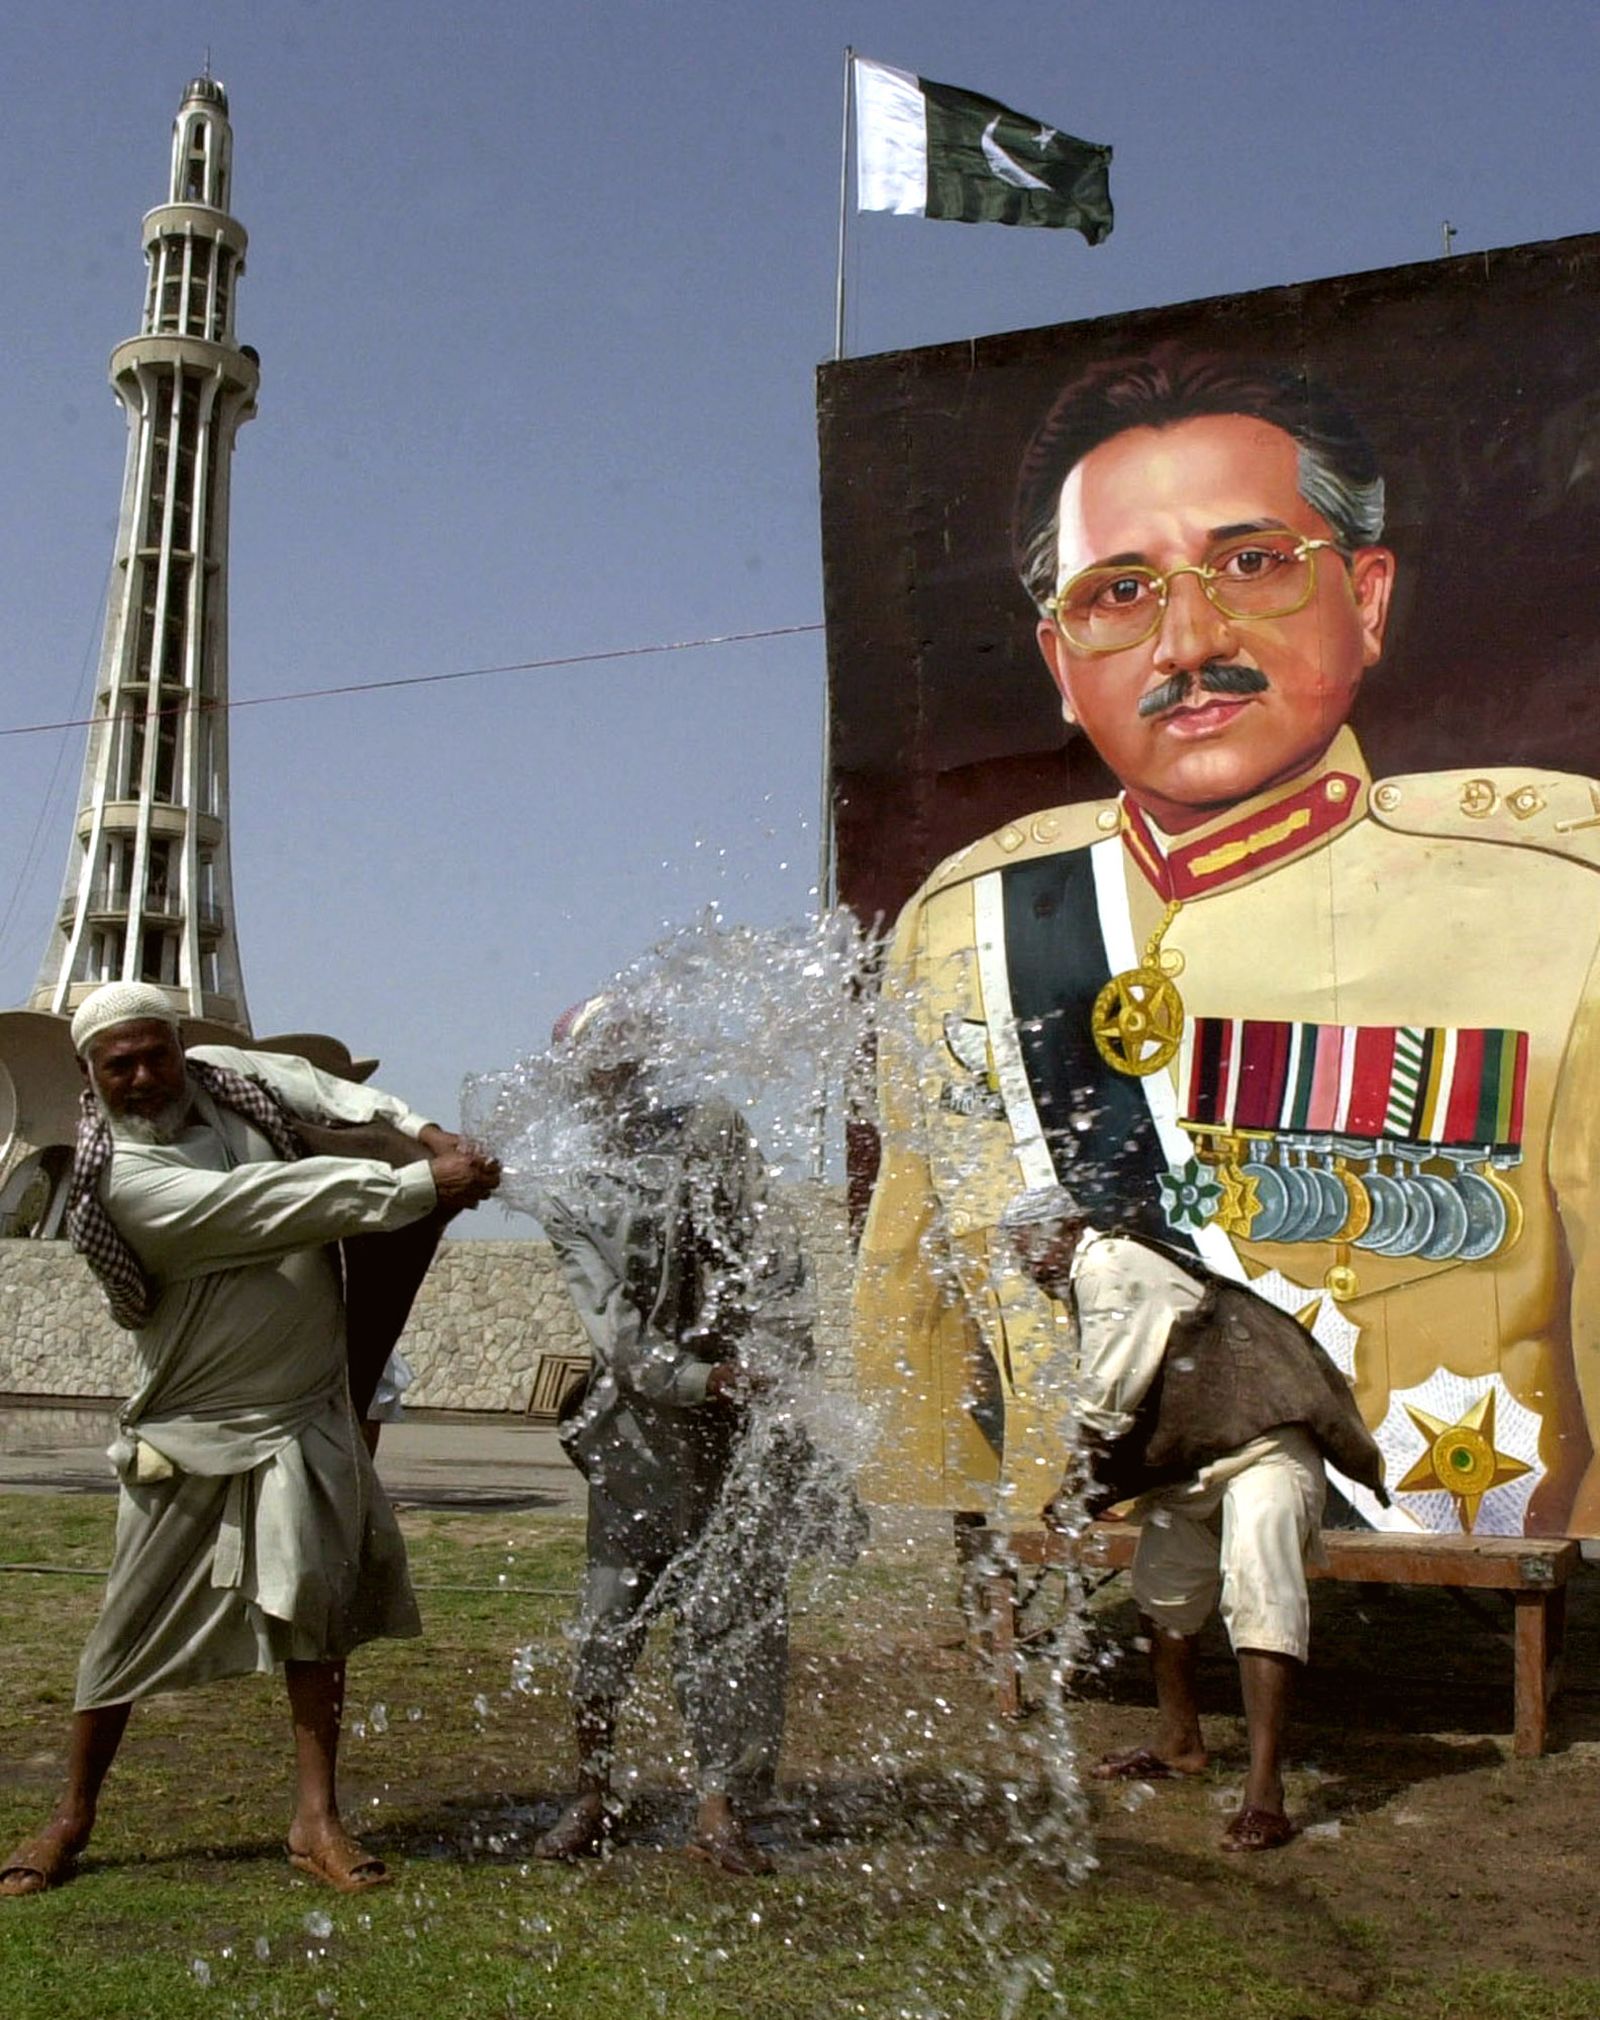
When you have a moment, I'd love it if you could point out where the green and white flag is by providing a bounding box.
[854,56,1113,242]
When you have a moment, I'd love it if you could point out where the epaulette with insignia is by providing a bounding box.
[1368,767,1600,869]
[918,799,1119,899]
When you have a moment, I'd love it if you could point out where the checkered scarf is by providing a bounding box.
[67,1059,305,1331]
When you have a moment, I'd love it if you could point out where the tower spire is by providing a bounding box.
[32,76,257,1029]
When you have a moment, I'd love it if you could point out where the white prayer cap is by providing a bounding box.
[550,993,616,1049]
[550,992,665,1081]
[70,982,182,1057]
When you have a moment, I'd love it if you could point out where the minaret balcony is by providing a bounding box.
[96,675,199,702]
[78,802,223,850]
[111,333,259,397]
[142,203,247,260]
[60,889,227,933]
[68,888,170,923]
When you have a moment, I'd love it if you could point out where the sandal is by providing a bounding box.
[1089,1747,1179,1782]
[1221,1805,1297,1852]
[286,1834,391,1893]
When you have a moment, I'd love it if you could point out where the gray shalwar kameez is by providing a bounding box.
[540,1096,814,1796]
[75,1046,438,1710]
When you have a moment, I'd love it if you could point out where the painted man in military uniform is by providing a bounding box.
[855,343,1600,1539]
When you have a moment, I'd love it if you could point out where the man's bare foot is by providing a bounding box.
[1089,1745,1206,1782]
[688,1794,773,1876]
[286,1818,391,1893]
[1,1816,90,1897]
[534,1791,611,1861]
[687,1818,773,1876]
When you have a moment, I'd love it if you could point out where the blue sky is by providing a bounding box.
[1,1,1596,1228]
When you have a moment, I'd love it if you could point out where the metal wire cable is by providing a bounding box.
[0,622,825,741]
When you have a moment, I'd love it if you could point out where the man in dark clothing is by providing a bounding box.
[533,997,816,1875]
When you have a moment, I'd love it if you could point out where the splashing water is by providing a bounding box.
[460,906,1106,2011]
[463,908,876,1199]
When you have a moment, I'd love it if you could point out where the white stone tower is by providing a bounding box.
[32,75,257,1030]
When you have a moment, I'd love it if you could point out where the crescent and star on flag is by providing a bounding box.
[980,117,1057,192]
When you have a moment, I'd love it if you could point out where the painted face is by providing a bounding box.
[84,1020,190,1135]
[1035,414,1395,834]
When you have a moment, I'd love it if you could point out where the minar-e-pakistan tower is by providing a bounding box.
[33,75,256,1027]
[0,79,371,1238]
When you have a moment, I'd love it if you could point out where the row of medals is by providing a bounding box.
[1189,1133,1524,1262]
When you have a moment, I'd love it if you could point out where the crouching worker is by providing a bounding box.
[0,984,500,1898]
[1002,1185,1386,1852]
[534,995,818,1877]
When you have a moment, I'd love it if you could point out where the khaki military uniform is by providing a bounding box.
[854,730,1600,1536]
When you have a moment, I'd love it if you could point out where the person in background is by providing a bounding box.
[534,994,815,1876]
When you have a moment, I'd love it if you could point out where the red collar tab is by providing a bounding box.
[1122,771,1362,900]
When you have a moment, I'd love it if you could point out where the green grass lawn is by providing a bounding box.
[0,1495,1595,2019]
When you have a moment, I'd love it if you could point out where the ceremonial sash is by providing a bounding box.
[974,837,1407,1534]
[973,849,1190,1248]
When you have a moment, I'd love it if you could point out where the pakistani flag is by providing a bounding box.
[854,56,1113,242]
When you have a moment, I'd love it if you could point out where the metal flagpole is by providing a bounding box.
[813,48,854,1177]
[822,45,852,910]
[834,46,854,363]
[820,47,851,914]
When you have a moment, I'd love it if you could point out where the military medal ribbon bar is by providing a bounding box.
[1180,1017,1528,1154]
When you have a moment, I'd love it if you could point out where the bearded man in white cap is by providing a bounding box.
[0,984,500,1898]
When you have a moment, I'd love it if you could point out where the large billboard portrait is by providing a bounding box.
[821,232,1600,1540]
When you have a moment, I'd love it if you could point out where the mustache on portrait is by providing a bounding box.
[1136,662,1271,720]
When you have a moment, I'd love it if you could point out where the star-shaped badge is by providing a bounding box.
[1394,1387,1533,1532]
[1211,1163,1262,1239]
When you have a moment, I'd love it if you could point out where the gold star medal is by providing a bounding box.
[1093,900,1185,1078]
[1395,1388,1532,1532]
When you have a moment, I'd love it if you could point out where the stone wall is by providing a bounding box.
[0,1183,855,1412]
[0,1236,135,1400]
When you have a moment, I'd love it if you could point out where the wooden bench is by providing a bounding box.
[962,1523,1580,1757]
